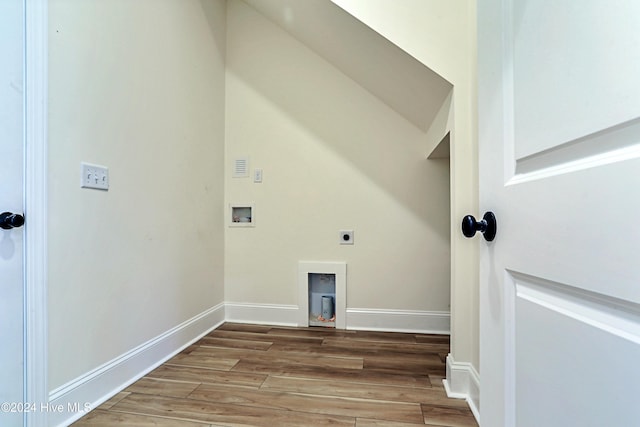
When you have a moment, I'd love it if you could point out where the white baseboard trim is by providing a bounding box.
[223,304,450,334]
[47,303,453,426]
[443,354,480,424]
[346,308,450,334]
[48,303,225,427]
[225,302,299,326]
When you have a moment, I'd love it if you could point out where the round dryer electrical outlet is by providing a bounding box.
[339,230,354,245]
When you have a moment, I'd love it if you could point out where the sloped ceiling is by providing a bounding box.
[241,0,452,132]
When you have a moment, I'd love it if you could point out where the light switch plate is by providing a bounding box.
[254,168,263,183]
[81,162,109,190]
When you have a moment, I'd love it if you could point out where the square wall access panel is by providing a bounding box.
[298,261,346,329]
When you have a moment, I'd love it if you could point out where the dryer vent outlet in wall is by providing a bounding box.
[298,262,346,329]
[308,273,336,328]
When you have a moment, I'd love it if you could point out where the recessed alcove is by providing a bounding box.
[228,203,255,227]
[308,273,336,327]
[298,261,346,329]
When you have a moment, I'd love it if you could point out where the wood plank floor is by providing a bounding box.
[73,323,478,427]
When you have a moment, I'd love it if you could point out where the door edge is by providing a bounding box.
[24,0,48,425]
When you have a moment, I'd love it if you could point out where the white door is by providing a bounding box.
[477,1,640,426]
[0,0,25,425]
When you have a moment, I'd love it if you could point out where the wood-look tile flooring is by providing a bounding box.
[74,323,478,427]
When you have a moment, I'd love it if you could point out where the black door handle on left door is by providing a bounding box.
[0,212,25,230]
[461,211,496,242]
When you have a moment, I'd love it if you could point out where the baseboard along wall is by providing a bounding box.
[226,302,450,334]
[50,302,453,426]
[49,303,225,427]
[444,353,480,424]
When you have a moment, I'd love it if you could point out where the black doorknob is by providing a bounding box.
[461,211,496,242]
[0,212,25,230]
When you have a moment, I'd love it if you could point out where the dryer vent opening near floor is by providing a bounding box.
[309,273,336,327]
[298,261,346,329]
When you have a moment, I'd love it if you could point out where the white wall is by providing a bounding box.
[224,0,451,324]
[48,0,226,391]
[331,0,479,369]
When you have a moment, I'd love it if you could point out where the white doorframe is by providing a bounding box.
[24,0,48,425]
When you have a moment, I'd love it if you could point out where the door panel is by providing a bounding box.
[511,1,640,159]
[0,0,25,425]
[478,0,640,426]
[511,273,640,426]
